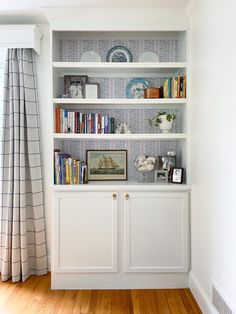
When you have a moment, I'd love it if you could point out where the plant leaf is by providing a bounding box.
[156,118,161,124]
[166,114,172,122]
[172,114,176,120]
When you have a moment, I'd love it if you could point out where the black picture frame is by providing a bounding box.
[171,167,184,184]
[64,75,88,98]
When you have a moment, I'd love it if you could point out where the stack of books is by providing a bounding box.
[54,150,87,185]
[55,109,115,134]
[162,76,186,98]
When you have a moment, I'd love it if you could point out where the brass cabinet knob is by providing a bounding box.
[112,193,117,200]
[125,193,129,200]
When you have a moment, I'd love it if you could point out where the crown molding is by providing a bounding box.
[41,6,189,31]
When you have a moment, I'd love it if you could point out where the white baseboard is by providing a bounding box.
[51,273,188,290]
[188,271,217,314]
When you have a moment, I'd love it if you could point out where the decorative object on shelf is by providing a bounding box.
[158,151,176,182]
[64,75,88,98]
[138,51,159,62]
[171,167,184,184]
[115,123,132,134]
[106,46,132,62]
[159,151,176,171]
[80,51,102,62]
[86,150,127,181]
[135,156,155,172]
[144,88,160,98]
[154,170,168,183]
[148,111,176,134]
[126,78,150,99]
[85,83,99,99]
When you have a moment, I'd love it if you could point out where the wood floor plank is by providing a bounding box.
[0,274,202,314]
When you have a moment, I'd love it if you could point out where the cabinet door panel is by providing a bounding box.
[54,192,118,273]
[124,192,188,273]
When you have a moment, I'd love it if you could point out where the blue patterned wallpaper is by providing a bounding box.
[59,39,178,62]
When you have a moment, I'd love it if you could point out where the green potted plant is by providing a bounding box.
[148,111,176,134]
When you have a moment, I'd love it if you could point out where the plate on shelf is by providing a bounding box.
[80,51,102,62]
[138,51,159,62]
[106,46,132,62]
[126,78,151,99]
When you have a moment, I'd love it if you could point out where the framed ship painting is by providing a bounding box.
[86,150,127,181]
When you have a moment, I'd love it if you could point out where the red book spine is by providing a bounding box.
[55,107,60,133]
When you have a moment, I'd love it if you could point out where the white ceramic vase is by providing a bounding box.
[158,114,173,134]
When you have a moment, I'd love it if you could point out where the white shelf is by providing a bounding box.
[53,98,187,105]
[52,182,191,192]
[53,62,187,76]
[54,133,187,140]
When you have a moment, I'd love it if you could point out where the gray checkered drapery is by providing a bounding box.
[0,49,48,282]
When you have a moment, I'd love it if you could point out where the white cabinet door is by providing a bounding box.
[124,192,188,273]
[54,192,118,273]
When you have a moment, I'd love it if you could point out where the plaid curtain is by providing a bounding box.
[0,49,47,282]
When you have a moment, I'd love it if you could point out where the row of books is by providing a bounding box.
[162,76,186,98]
[54,150,87,185]
[55,108,115,134]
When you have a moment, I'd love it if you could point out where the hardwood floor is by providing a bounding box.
[0,274,202,314]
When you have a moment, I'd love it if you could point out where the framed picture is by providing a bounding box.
[171,167,184,184]
[64,75,88,98]
[154,170,168,183]
[85,83,99,99]
[86,150,127,181]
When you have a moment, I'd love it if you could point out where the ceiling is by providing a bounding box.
[0,0,189,24]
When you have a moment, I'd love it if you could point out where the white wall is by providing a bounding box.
[35,25,52,267]
[188,0,236,312]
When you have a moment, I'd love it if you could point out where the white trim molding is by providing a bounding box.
[0,25,42,55]
[188,271,218,314]
[185,0,202,15]
[42,6,189,31]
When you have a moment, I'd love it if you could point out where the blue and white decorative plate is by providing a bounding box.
[106,46,132,62]
[126,78,151,99]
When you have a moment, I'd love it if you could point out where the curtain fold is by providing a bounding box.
[0,48,48,282]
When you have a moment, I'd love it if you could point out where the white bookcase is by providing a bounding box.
[51,28,191,289]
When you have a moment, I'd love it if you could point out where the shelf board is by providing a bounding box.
[53,98,187,105]
[52,182,191,192]
[53,62,187,76]
[54,133,187,140]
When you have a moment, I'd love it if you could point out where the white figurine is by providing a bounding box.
[115,123,132,134]
[123,123,132,134]
[115,123,123,134]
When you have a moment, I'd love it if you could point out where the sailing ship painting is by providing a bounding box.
[87,150,127,181]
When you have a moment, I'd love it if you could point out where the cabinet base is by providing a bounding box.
[51,273,189,290]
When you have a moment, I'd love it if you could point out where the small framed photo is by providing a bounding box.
[64,75,88,98]
[86,150,127,181]
[85,83,99,99]
[171,168,184,184]
[154,170,168,183]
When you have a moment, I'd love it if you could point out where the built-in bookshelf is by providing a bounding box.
[52,31,189,186]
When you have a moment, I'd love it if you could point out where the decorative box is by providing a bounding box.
[144,88,160,98]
